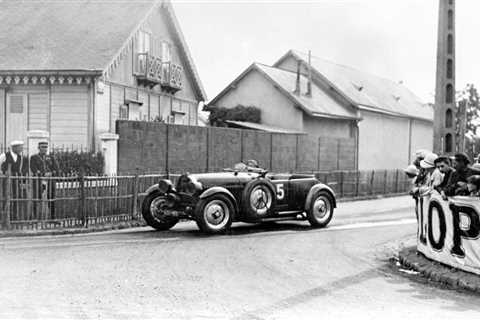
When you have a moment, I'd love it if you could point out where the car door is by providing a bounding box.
[270,179,291,212]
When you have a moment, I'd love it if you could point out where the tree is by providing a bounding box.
[206,104,261,127]
[456,84,480,158]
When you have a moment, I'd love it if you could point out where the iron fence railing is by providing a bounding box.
[0,170,409,231]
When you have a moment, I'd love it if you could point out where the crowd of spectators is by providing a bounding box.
[404,150,480,199]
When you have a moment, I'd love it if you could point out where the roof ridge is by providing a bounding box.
[291,49,408,89]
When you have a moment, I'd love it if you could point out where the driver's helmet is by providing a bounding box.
[246,159,259,168]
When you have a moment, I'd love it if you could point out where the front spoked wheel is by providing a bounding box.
[141,192,179,230]
[195,194,234,234]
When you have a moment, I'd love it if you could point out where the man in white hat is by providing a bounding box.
[0,140,29,176]
[419,153,442,192]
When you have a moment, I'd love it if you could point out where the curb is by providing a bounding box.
[0,220,147,238]
[397,246,480,294]
[337,192,408,203]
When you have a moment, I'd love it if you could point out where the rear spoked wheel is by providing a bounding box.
[306,191,334,228]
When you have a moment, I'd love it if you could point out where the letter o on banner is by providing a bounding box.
[428,201,447,251]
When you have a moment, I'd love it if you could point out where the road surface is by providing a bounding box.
[0,196,479,319]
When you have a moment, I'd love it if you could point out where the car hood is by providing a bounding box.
[189,171,260,187]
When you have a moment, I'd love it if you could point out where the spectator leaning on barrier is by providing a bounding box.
[412,149,429,186]
[420,153,442,189]
[466,175,480,197]
[434,156,454,193]
[444,153,475,197]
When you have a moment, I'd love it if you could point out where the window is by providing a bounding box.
[161,41,171,62]
[445,133,453,153]
[119,105,129,120]
[447,34,453,54]
[448,10,453,30]
[9,95,24,113]
[445,109,453,128]
[446,84,454,104]
[137,30,151,54]
[447,59,453,79]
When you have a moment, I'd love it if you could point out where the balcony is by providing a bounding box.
[134,53,183,92]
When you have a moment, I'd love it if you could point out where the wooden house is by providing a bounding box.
[0,0,206,152]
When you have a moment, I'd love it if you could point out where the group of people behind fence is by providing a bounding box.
[0,140,59,219]
[404,150,480,199]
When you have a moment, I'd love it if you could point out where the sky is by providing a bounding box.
[172,0,480,104]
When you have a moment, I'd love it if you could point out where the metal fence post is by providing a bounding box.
[370,170,375,195]
[79,174,87,227]
[339,171,344,198]
[132,174,139,219]
[395,169,400,194]
[383,170,388,195]
[355,170,360,197]
[3,172,11,229]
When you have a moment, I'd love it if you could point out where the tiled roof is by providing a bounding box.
[276,50,433,121]
[0,0,156,71]
[254,64,359,120]
[0,0,207,100]
[208,63,360,120]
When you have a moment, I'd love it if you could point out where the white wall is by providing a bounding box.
[410,119,434,161]
[211,70,304,132]
[358,110,411,170]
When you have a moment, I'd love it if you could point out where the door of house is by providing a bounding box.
[6,94,27,147]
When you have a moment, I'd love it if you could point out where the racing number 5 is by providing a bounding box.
[276,184,285,200]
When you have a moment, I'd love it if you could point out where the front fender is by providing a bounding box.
[145,184,160,196]
[200,186,239,213]
[305,183,337,211]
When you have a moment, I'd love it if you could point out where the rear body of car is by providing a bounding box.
[141,170,336,234]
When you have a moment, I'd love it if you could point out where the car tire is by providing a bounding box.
[141,192,179,231]
[306,190,334,228]
[195,194,234,234]
[242,179,276,220]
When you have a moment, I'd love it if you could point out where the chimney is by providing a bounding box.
[306,50,312,97]
[294,59,301,95]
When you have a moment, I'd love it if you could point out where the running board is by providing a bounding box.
[261,212,306,222]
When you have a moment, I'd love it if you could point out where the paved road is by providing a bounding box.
[0,196,479,319]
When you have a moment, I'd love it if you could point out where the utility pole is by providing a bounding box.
[433,0,456,155]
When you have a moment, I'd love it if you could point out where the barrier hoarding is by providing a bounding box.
[417,191,480,275]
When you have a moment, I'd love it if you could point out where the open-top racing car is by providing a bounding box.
[141,162,336,234]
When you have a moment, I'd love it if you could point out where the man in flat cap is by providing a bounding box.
[30,141,59,219]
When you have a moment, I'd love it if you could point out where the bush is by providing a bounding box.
[206,104,261,127]
[53,150,105,176]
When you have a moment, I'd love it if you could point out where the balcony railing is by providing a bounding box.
[134,53,182,92]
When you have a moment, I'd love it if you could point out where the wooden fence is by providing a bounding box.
[0,170,411,231]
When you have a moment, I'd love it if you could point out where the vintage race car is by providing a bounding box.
[141,163,336,234]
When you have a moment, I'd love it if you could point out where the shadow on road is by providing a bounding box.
[115,220,314,240]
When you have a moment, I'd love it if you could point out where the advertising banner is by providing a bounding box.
[417,191,480,275]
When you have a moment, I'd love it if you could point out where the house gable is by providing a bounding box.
[107,4,198,102]
[105,1,205,102]
[209,67,304,132]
